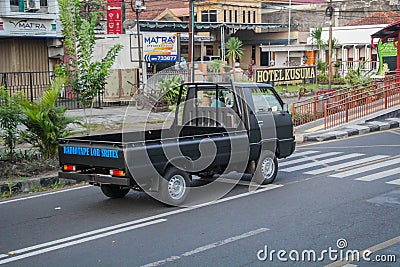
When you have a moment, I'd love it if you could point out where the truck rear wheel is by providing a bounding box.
[160,167,190,206]
[100,184,130,199]
[254,151,278,185]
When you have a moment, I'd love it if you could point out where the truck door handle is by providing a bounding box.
[258,121,264,126]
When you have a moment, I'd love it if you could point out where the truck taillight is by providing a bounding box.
[63,165,76,171]
[110,169,125,177]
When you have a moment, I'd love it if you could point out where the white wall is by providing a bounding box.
[309,24,388,46]
[93,34,140,69]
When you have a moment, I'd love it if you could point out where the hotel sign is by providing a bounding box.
[255,66,316,85]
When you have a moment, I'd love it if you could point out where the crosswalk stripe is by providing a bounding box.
[280,152,343,167]
[330,157,400,178]
[280,153,363,172]
[305,155,388,175]
[290,150,320,158]
[386,178,400,185]
[356,167,400,182]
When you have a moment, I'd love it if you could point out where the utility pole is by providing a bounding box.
[131,0,146,88]
[188,0,195,82]
[287,0,292,66]
[326,0,333,90]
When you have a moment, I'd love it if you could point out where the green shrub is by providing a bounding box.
[18,77,81,159]
[333,77,346,84]
[317,73,329,84]
[157,76,184,104]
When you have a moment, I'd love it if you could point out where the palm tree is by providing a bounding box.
[311,27,326,62]
[225,37,244,68]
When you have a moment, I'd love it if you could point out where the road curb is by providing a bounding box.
[0,175,77,196]
[299,118,400,143]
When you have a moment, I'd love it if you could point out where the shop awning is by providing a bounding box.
[371,20,400,39]
[139,20,287,32]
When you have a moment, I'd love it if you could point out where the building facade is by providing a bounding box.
[0,0,62,73]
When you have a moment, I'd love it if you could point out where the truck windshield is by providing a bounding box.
[250,87,282,113]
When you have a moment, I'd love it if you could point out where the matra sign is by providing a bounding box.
[144,35,177,45]
[142,32,178,62]
[10,20,46,30]
[255,66,316,86]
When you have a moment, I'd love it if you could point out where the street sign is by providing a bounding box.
[107,1,123,34]
[142,32,179,62]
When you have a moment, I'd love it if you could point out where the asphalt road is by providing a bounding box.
[1,129,400,266]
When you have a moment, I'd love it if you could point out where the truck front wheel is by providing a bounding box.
[100,185,130,199]
[160,167,190,206]
[254,151,278,185]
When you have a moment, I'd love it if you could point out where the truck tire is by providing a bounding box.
[160,167,190,206]
[254,151,278,185]
[100,185,130,199]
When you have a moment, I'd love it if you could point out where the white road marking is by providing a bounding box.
[341,264,358,267]
[279,152,342,167]
[290,150,320,157]
[9,216,167,255]
[386,178,400,185]
[215,177,280,188]
[330,157,400,178]
[0,185,282,264]
[305,155,389,175]
[141,228,269,267]
[0,254,8,259]
[280,153,363,172]
[356,167,400,182]
[0,185,92,205]
[0,219,167,265]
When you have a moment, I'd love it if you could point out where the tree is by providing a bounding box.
[225,37,244,67]
[311,27,326,61]
[57,0,122,134]
[0,87,22,161]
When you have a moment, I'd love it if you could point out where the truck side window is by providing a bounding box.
[178,86,241,128]
[252,87,283,113]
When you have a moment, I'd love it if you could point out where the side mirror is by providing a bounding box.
[283,103,288,112]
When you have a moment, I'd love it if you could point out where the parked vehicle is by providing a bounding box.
[58,82,295,205]
[195,56,221,62]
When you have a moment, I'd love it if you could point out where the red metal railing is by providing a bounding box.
[291,74,400,128]
[324,76,400,129]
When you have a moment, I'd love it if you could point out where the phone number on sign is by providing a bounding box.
[147,55,178,62]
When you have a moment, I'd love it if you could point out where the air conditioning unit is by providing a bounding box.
[25,0,40,11]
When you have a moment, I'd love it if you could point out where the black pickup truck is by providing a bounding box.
[59,82,295,205]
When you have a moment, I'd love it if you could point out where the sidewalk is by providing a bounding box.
[66,105,173,134]
[295,105,400,143]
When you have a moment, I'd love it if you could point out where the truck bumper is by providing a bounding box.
[58,172,131,186]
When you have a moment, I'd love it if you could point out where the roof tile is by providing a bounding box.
[346,11,400,26]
